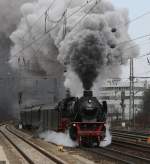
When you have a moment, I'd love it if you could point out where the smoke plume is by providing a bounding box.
[0,0,32,35]
[0,0,33,119]
[68,31,106,90]
[9,0,138,96]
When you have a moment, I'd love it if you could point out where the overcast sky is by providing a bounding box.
[112,0,150,80]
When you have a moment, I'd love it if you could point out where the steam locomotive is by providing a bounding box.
[20,90,107,146]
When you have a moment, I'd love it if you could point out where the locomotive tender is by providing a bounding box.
[20,90,107,146]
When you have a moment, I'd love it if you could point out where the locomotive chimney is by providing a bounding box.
[83,90,93,97]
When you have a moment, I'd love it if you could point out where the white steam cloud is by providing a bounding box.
[0,0,32,35]
[100,124,112,147]
[40,125,111,147]
[9,0,138,96]
[39,130,78,147]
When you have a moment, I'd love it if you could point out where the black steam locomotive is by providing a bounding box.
[20,90,107,146]
[56,90,107,146]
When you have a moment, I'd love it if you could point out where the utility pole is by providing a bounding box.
[132,59,135,127]
[45,10,48,33]
[129,58,135,127]
[63,10,67,39]
[120,90,126,121]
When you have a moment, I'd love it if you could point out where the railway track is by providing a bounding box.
[112,129,150,136]
[9,125,135,163]
[65,139,150,164]
[80,147,131,164]
[67,129,150,164]
[104,129,150,163]
[82,146,150,164]
[4,124,150,164]
[110,140,150,160]
[112,129,150,143]
[0,125,67,164]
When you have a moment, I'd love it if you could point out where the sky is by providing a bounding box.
[112,0,150,80]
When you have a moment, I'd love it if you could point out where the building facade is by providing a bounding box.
[98,79,149,120]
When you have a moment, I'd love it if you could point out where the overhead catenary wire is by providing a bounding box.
[14,0,150,51]
[71,1,98,30]
[15,22,150,61]
[125,10,150,26]
[17,0,150,48]
[67,0,95,19]
[21,0,56,39]
[45,1,150,36]
[123,51,150,60]
[12,0,57,56]
[122,39,150,52]
[15,2,99,70]
[16,1,99,73]
[10,0,150,65]
[21,0,95,41]
[112,10,150,60]
[110,9,150,55]
[113,9,150,30]
[117,33,150,48]
[46,0,95,24]
[11,0,98,59]
[33,0,95,35]
[11,13,65,59]
[108,35,150,62]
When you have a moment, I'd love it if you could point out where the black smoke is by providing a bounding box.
[70,32,106,90]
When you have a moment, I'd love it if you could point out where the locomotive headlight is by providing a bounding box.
[88,99,92,103]
[73,123,76,127]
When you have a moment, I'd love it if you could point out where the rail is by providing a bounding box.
[0,125,68,164]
